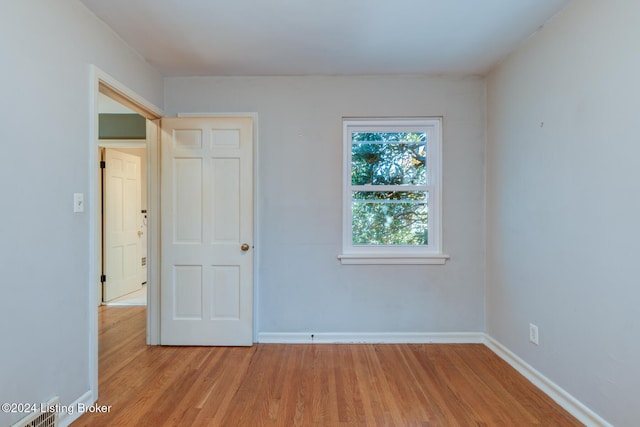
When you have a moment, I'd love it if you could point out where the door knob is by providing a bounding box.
[137,230,143,237]
[241,243,250,252]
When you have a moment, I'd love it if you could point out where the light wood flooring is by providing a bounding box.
[73,306,583,426]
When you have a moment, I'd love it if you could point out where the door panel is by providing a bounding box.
[174,158,203,243]
[160,117,253,346]
[212,158,240,242]
[174,265,203,319]
[103,149,142,301]
[212,266,240,319]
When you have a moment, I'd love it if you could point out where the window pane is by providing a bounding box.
[351,132,427,186]
[352,192,428,246]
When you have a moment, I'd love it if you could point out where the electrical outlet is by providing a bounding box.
[529,323,539,345]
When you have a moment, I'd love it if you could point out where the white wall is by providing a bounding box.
[165,75,486,336]
[0,1,162,425]
[486,1,640,425]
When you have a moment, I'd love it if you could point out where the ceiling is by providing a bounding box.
[80,0,571,77]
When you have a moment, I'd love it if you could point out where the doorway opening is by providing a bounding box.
[98,93,148,306]
[89,66,164,404]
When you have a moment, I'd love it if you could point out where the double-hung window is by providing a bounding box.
[339,118,448,264]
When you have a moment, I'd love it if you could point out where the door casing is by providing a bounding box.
[89,66,162,404]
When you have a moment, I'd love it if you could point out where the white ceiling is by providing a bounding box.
[80,0,571,77]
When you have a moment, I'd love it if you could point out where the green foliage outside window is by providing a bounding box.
[351,132,429,245]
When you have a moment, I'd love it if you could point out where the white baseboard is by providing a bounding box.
[484,335,612,427]
[58,390,94,427]
[258,331,484,344]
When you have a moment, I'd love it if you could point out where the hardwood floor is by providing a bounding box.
[74,306,583,426]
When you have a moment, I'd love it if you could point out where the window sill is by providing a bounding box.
[337,253,450,265]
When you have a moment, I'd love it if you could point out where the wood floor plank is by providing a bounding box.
[73,307,584,426]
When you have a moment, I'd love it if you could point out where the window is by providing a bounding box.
[339,118,448,265]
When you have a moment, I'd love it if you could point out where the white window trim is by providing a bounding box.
[339,117,448,265]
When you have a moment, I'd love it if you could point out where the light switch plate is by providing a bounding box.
[74,193,84,212]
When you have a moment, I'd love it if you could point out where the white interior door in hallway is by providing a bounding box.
[160,117,254,346]
[103,148,142,302]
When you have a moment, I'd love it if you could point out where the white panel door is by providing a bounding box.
[160,117,253,346]
[103,149,142,301]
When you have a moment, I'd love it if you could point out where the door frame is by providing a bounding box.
[89,65,163,402]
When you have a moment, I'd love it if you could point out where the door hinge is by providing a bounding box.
[100,160,106,169]
[100,274,106,283]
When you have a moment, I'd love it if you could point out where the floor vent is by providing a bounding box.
[11,397,58,427]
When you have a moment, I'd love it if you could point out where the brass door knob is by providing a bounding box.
[137,230,143,237]
[241,243,250,252]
